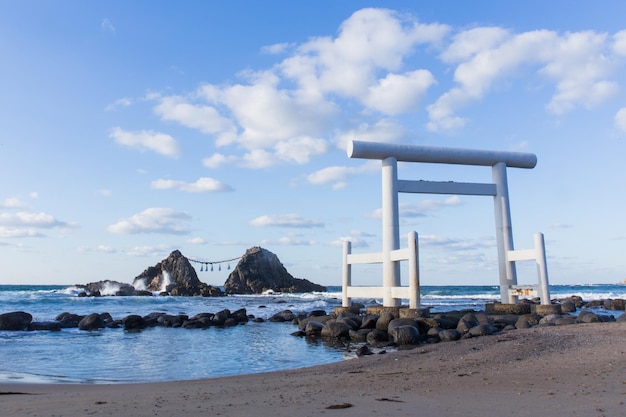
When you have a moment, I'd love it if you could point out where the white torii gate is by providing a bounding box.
[342,140,550,308]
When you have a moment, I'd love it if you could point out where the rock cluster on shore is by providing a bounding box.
[271,299,626,354]
[0,308,251,332]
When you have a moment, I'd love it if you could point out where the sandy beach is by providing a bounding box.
[2,322,625,417]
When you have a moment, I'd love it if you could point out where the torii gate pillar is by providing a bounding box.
[382,157,402,306]
[492,162,517,302]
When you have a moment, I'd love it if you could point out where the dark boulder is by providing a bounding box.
[78,313,105,330]
[223,247,326,294]
[438,329,461,342]
[157,314,188,327]
[305,320,325,336]
[28,321,62,331]
[0,311,32,330]
[388,318,419,335]
[321,321,350,339]
[349,328,371,342]
[375,312,395,331]
[366,329,389,345]
[468,323,496,337]
[391,325,421,345]
[123,315,147,331]
[55,312,84,328]
[269,310,295,322]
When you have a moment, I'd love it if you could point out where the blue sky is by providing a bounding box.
[2,1,626,287]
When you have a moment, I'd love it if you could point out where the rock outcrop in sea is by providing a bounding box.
[224,246,327,294]
[132,250,224,297]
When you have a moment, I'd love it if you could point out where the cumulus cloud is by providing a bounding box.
[202,153,238,169]
[615,107,626,132]
[0,211,74,228]
[429,27,623,130]
[113,7,626,167]
[124,245,174,257]
[151,177,233,192]
[249,213,324,228]
[144,8,448,168]
[261,42,295,55]
[77,245,117,254]
[187,237,207,245]
[0,210,77,238]
[329,229,375,248]
[0,197,29,209]
[306,160,379,189]
[110,127,180,158]
[260,233,317,246]
[107,208,192,235]
[364,70,436,114]
[613,30,626,56]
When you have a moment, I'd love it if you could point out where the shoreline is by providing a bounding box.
[2,322,625,417]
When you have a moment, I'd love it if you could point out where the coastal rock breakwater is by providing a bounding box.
[0,308,250,331]
[276,300,626,354]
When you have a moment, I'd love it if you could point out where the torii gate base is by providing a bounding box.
[341,140,551,309]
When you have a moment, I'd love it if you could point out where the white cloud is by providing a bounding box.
[0,197,29,209]
[0,211,73,228]
[260,233,317,246]
[0,227,44,238]
[107,208,192,235]
[261,42,294,55]
[615,107,626,132]
[202,153,238,169]
[101,18,115,33]
[77,245,116,254]
[154,96,236,137]
[306,160,380,189]
[124,245,174,257]
[97,189,112,197]
[151,177,233,192]
[187,237,207,245]
[429,27,623,130]
[284,8,449,99]
[110,127,180,158]
[105,97,132,111]
[364,70,436,114]
[274,136,328,164]
[541,31,618,114]
[613,30,626,56]
[146,8,448,169]
[249,213,324,228]
[240,149,275,169]
[330,229,374,248]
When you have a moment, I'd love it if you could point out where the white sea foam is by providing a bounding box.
[160,270,171,293]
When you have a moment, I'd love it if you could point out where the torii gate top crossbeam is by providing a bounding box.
[347,140,537,169]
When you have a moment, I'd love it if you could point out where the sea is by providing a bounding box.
[1,283,624,384]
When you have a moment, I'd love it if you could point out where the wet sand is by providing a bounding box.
[2,322,625,417]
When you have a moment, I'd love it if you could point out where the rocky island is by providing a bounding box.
[76,247,326,297]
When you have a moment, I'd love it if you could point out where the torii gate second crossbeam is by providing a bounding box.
[343,140,550,308]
